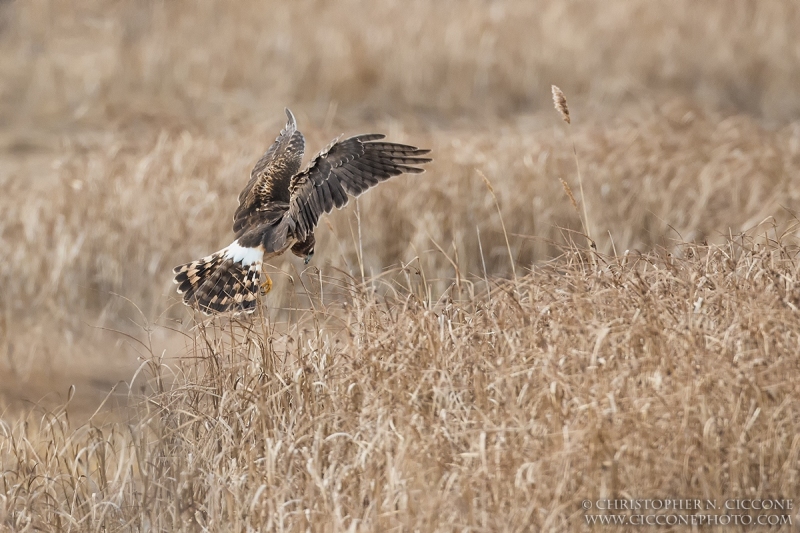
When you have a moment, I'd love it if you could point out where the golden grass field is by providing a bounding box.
[3,0,800,530]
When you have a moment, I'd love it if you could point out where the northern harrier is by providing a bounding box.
[173,109,432,314]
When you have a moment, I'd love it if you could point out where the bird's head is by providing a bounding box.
[291,235,316,264]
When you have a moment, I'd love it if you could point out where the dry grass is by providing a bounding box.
[3,0,800,530]
[4,240,800,530]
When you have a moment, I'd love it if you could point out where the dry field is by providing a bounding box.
[2,1,800,531]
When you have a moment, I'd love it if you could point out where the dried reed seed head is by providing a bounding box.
[559,178,579,212]
[551,85,570,124]
[477,169,495,194]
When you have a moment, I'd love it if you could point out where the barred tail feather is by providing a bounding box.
[173,242,264,315]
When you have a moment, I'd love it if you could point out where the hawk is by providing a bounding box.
[173,109,432,314]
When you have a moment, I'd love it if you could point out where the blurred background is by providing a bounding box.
[2,0,800,415]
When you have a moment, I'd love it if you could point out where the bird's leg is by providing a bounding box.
[260,272,273,295]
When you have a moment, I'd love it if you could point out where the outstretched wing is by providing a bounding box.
[286,135,431,242]
[233,108,305,236]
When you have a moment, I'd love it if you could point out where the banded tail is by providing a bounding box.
[173,241,265,315]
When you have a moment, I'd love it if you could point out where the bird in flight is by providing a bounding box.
[173,109,432,315]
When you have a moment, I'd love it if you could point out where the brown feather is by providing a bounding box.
[233,108,305,236]
[286,135,431,241]
[173,249,262,315]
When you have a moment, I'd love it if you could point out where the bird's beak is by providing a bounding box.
[304,253,313,265]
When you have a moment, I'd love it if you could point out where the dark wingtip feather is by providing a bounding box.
[398,166,427,174]
[284,108,296,128]
[354,134,386,142]
[363,142,431,158]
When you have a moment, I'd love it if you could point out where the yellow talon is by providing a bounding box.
[260,274,273,295]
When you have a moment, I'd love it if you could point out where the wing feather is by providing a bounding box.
[334,167,368,193]
[286,135,431,241]
[233,109,305,236]
[328,175,348,208]
[318,176,333,209]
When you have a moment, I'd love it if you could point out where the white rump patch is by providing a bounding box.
[224,240,264,266]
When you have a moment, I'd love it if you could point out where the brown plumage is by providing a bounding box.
[174,251,261,314]
[173,108,432,315]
